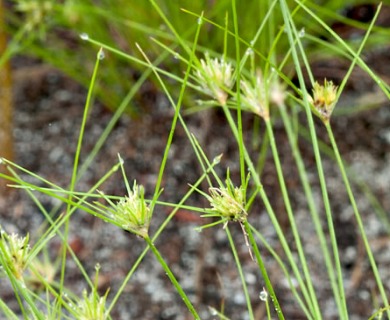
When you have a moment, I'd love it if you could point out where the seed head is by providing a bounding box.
[240,71,285,120]
[75,289,108,320]
[0,228,30,280]
[194,53,234,105]
[97,181,151,238]
[208,184,247,223]
[309,79,338,123]
[15,1,53,32]
[115,182,151,238]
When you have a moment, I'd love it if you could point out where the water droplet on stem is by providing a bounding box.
[259,288,268,301]
[80,33,89,40]
[98,48,105,60]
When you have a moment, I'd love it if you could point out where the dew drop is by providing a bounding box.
[259,288,268,301]
[98,49,105,60]
[298,28,305,38]
[79,33,89,40]
[197,17,203,25]
[212,154,222,164]
[173,53,179,60]
[250,40,255,47]
[208,306,218,316]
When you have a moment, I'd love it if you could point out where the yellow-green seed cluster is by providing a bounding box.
[195,53,234,105]
[0,230,30,280]
[76,289,108,320]
[309,80,338,123]
[112,182,151,238]
[209,186,247,223]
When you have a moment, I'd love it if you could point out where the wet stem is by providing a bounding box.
[143,236,200,319]
[244,221,284,320]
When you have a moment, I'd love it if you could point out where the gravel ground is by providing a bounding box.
[0,50,389,320]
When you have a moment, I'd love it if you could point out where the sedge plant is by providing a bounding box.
[1,1,390,319]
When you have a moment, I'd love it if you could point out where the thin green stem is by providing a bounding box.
[144,236,200,319]
[265,118,320,317]
[0,299,19,320]
[297,125,390,232]
[106,163,218,314]
[279,103,341,310]
[0,245,43,319]
[244,221,284,319]
[231,0,245,187]
[60,48,103,302]
[249,224,311,316]
[0,254,26,318]
[326,122,390,315]
[135,10,202,214]
[225,225,254,319]
[220,103,312,318]
[254,124,269,175]
[278,0,348,317]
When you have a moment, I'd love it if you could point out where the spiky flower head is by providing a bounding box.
[114,182,151,238]
[309,79,338,123]
[0,228,30,280]
[96,181,151,239]
[15,0,53,32]
[64,264,108,320]
[196,172,250,232]
[75,289,108,320]
[208,185,246,223]
[240,70,286,120]
[194,53,234,105]
[240,73,269,120]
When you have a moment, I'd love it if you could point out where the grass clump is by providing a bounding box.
[1,1,390,319]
